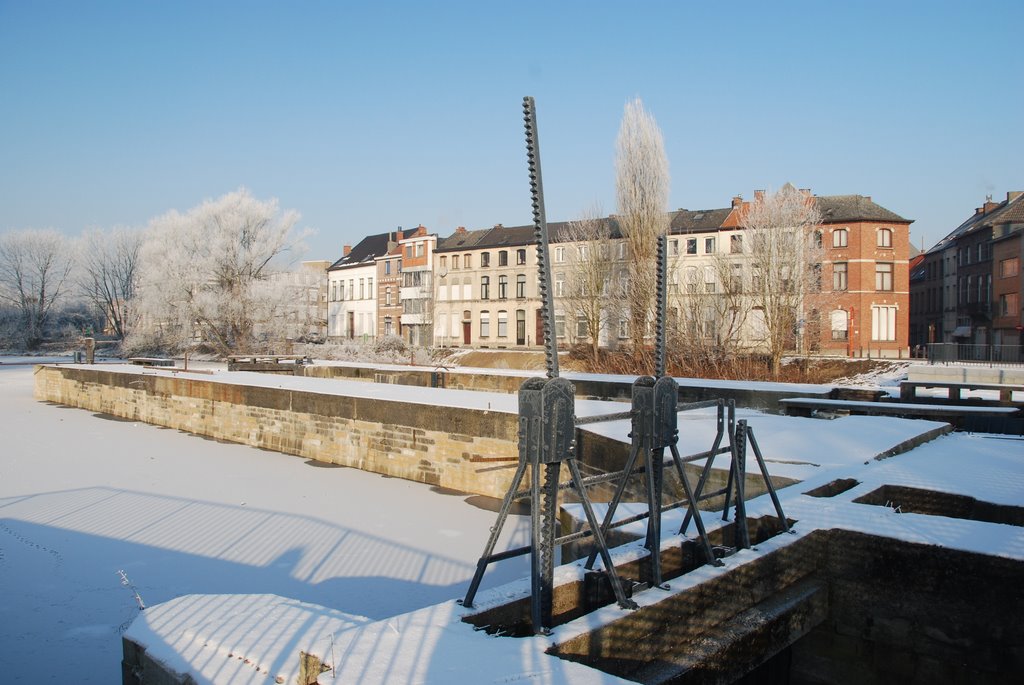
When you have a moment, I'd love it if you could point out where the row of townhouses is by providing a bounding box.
[909,191,1024,350]
[320,189,914,358]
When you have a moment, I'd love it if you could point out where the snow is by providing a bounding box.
[0,365,531,683]
[3,360,1022,683]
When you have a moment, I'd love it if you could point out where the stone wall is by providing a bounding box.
[34,365,521,498]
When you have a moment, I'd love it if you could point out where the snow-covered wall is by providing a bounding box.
[33,365,522,497]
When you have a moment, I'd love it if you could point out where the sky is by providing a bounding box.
[1,0,1021,262]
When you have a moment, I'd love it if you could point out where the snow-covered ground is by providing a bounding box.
[3,359,1021,683]
[0,365,530,683]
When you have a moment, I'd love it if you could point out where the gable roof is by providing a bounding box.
[327,232,396,271]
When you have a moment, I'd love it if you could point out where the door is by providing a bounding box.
[536,309,544,347]
[347,312,354,339]
[463,311,472,345]
[516,309,526,345]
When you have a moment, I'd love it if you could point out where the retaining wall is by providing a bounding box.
[33,365,521,498]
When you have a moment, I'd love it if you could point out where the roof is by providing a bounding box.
[327,231,396,271]
[670,208,734,233]
[814,195,911,224]
[925,191,1024,255]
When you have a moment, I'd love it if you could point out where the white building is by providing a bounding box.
[327,232,397,341]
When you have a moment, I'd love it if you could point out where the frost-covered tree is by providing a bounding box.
[78,227,143,340]
[133,189,308,355]
[0,229,75,348]
[615,98,670,355]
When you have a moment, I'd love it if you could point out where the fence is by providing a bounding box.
[927,343,1023,367]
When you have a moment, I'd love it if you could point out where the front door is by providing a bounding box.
[516,310,526,345]
[347,312,354,339]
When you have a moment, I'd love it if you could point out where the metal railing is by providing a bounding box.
[928,343,1023,367]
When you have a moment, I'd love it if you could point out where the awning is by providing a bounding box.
[952,326,972,337]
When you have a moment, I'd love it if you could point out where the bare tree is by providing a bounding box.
[78,227,143,340]
[557,209,623,362]
[740,184,824,377]
[133,188,308,356]
[672,256,748,368]
[0,229,75,348]
[615,98,670,355]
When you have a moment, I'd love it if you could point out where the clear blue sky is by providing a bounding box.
[1,0,1020,260]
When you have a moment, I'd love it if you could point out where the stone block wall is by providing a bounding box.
[33,365,521,498]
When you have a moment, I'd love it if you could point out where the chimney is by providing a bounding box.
[343,245,352,256]
[799,188,812,197]
[983,200,1001,214]
[1007,191,1023,203]
[455,226,466,234]
[494,223,503,229]
[864,196,871,203]
[731,195,743,208]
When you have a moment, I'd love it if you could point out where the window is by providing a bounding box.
[704,237,716,254]
[555,272,565,297]
[669,239,679,256]
[1000,293,1019,317]
[497,311,508,337]
[367,277,373,299]
[464,254,472,268]
[437,278,446,301]
[452,255,460,270]
[686,238,697,255]
[704,266,716,293]
[463,279,472,300]
[516,249,526,265]
[730,235,743,254]
[871,305,896,342]
[405,246,413,259]
[833,228,848,248]
[480,276,490,300]
[731,263,743,292]
[875,263,893,291]
[813,231,823,250]
[555,246,565,263]
[516,274,526,298]
[384,316,393,336]
[339,281,345,300]
[1000,257,1020,278]
[480,311,490,337]
[385,261,392,275]
[830,310,848,341]
[415,243,424,257]
[498,250,508,266]
[618,318,629,338]
[498,275,508,299]
[359,279,365,299]
[385,287,392,306]
[833,262,848,291]
[555,313,566,338]
[481,252,490,267]
[578,245,589,261]
[439,255,447,270]
[576,316,588,338]
[812,263,822,291]
[877,228,893,248]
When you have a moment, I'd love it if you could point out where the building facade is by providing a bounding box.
[909,191,1023,350]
